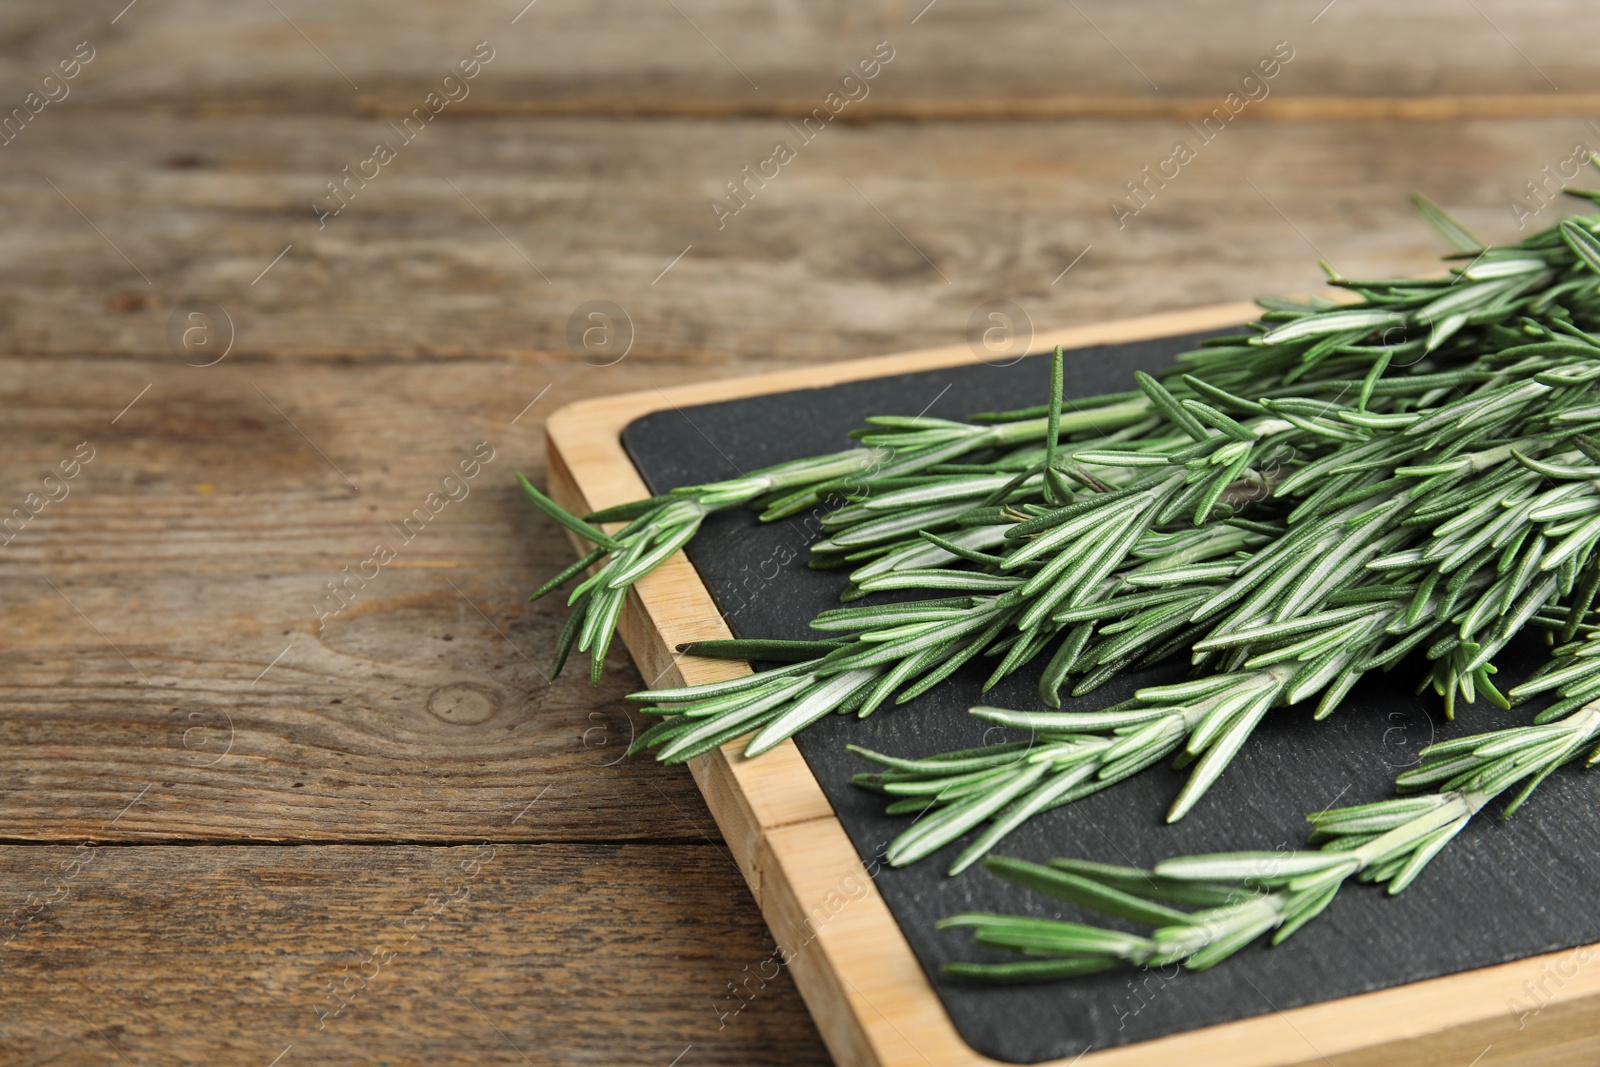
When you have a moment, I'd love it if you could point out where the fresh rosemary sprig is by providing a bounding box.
[519,389,1146,683]
[940,644,1600,981]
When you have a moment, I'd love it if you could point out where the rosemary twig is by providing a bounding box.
[942,681,1600,980]
[520,378,1146,683]
[938,608,1600,979]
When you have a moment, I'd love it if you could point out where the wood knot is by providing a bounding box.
[426,683,498,726]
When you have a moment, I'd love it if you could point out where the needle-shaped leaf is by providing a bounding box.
[1560,219,1600,276]
[518,474,623,549]
[1411,192,1484,254]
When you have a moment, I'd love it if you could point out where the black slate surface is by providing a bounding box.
[620,333,1599,1064]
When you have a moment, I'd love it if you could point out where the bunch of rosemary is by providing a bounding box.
[611,222,1600,743]
[520,196,1600,977]
[851,351,1600,871]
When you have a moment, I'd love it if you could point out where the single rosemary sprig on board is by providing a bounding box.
[518,385,1145,684]
[940,653,1600,982]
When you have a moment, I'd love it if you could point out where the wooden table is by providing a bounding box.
[2,3,1598,1063]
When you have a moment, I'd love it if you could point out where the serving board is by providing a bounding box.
[544,304,1600,1067]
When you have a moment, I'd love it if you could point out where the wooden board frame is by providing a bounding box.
[544,303,1600,1067]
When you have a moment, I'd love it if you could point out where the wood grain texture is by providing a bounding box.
[544,310,1600,1067]
[6,1,1597,1061]
[8,1,1600,115]
[3,108,1594,1053]
[1,114,1597,365]
[0,842,831,1066]
[0,357,724,843]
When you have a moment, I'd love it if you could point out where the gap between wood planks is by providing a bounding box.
[435,93,1600,121]
[68,93,1600,122]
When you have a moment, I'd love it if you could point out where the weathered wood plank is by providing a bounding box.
[10,5,1589,1063]
[0,358,728,842]
[0,114,1593,365]
[0,842,830,1065]
[6,1,1599,116]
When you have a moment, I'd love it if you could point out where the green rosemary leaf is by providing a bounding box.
[1182,399,1257,442]
[584,493,676,524]
[1193,453,1250,525]
[1179,374,1267,416]
[1259,309,1399,346]
[583,589,627,685]
[1413,193,1485,254]
[743,669,882,758]
[518,474,623,550]
[847,741,1036,776]
[1135,371,1209,441]
[629,659,818,703]
[1166,693,1276,822]
[1042,346,1067,504]
[1045,859,1253,908]
[1560,219,1600,276]
[983,856,1191,926]
[550,588,591,679]
[604,518,703,589]
[942,958,1121,983]
[947,779,1104,874]
[1037,622,1094,707]
[530,545,609,603]
[674,639,848,662]
[886,760,1051,866]
[918,529,1008,566]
